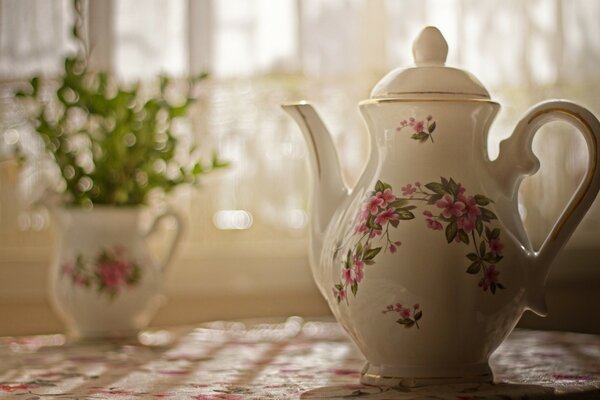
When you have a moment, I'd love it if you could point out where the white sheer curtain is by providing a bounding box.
[1,0,600,333]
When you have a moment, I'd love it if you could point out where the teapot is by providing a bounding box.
[282,26,600,387]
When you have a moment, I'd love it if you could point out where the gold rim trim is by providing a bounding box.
[527,108,598,241]
[376,90,490,98]
[360,98,500,106]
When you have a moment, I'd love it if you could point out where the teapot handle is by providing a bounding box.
[144,207,184,272]
[500,100,600,314]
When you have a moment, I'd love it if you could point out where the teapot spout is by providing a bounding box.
[282,102,349,238]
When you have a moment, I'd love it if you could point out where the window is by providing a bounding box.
[1,0,599,334]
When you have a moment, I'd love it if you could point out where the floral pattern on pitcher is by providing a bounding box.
[62,245,141,300]
[382,303,422,329]
[397,115,436,143]
[332,178,505,305]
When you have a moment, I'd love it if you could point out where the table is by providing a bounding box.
[1,317,599,399]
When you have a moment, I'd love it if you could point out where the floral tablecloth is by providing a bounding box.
[1,317,600,399]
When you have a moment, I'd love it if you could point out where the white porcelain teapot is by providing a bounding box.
[282,26,600,387]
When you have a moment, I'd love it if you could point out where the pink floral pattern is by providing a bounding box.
[333,178,505,306]
[397,115,436,143]
[62,245,141,300]
[333,181,414,304]
[382,303,422,329]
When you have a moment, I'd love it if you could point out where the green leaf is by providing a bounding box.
[474,194,491,206]
[467,252,479,261]
[458,229,469,244]
[351,282,358,296]
[445,221,458,243]
[389,219,399,228]
[479,240,486,256]
[428,121,436,133]
[356,242,363,258]
[427,193,443,205]
[466,261,482,274]
[397,210,415,220]
[476,218,483,235]
[480,208,497,221]
[388,199,407,208]
[364,247,381,260]
[414,310,422,321]
[491,283,497,294]
[411,132,429,142]
[375,180,385,192]
[425,182,445,195]
[490,228,501,240]
[448,178,459,196]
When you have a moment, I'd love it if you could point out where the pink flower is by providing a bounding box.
[394,303,403,311]
[457,216,475,233]
[353,255,364,269]
[401,184,417,196]
[376,188,395,207]
[457,184,466,195]
[490,239,504,256]
[461,195,481,221]
[423,210,433,217]
[369,229,382,238]
[394,240,402,246]
[99,262,126,288]
[413,121,425,132]
[478,265,500,291]
[426,115,432,121]
[413,303,420,310]
[355,223,368,234]
[333,287,346,301]
[436,195,465,218]
[426,218,443,230]
[366,196,384,215]
[399,307,411,319]
[354,263,364,283]
[375,208,399,226]
[389,244,397,254]
[342,268,355,285]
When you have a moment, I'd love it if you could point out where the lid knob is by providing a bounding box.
[412,26,448,66]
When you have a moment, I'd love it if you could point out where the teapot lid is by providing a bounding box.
[370,26,490,100]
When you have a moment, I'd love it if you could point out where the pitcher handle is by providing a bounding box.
[144,207,184,272]
[502,100,600,314]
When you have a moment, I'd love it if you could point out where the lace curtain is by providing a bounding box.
[1,0,600,254]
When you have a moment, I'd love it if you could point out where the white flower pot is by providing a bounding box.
[49,206,182,338]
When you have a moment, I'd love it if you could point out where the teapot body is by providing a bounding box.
[316,100,533,385]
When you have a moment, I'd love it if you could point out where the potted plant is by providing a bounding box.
[15,18,226,338]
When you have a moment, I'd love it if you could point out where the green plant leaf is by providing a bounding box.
[480,208,497,221]
[445,220,458,243]
[479,240,486,256]
[397,210,415,220]
[425,182,445,195]
[476,218,483,235]
[428,121,436,133]
[458,229,469,244]
[466,261,482,274]
[474,194,491,205]
[351,282,358,296]
[364,247,381,261]
[375,180,385,192]
[414,310,422,321]
[466,252,479,261]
